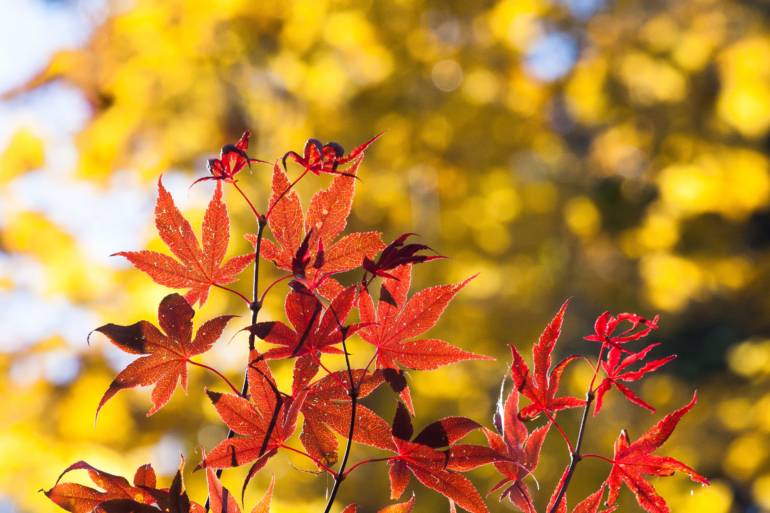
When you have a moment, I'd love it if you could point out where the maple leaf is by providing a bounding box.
[606,392,709,513]
[192,130,267,186]
[247,286,366,394]
[509,301,585,420]
[594,343,677,415]
[250,161,384,298]
[116,179,253,306]
[205,464,274,513]
[358,264,491,412]
[92,293,235,417]
[584,311,659,353]
[45,460,203,513]
[386,403,495,513]
[546,479,617,513]
[199,350,304,472]
[299,369,394,467]
[363,233,444,281]
[484,382,549,513]
[282,135,381,177]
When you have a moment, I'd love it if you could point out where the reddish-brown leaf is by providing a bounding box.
[299,369,393,466]
[45,461,200,513]
[116,180,252,306]
[200,350,303,470]
[385,404,491,513]
[485,383,549,513]
[358,265,490,409]
[606,392,709,513]
[92,293,234,417]
[253,161,383,297]
[594,343,677,415]
[510,301,584,420]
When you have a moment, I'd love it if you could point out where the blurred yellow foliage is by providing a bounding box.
[1,0,769,511]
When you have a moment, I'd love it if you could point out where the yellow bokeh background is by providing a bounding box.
[1,0,768,512]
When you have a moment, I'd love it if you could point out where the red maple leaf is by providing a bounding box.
[594,343,676,415]
[584,311,659,353]
[509,301,585,420]
[386,403,495,513]
[199,350,304,472]
[92,293,235,417]
[116,179,253,306]
[606,392,709,513]
[247,286,367,392]
[358,264,491,412]
[192,130,267,186]
[363,233,444,281]
[299,369,394,467]
[282,135,381,177]
[484,382,549,513]
[45,460,203,513]
[250,161,384,298]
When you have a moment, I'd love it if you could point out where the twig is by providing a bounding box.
[322,329,357,513]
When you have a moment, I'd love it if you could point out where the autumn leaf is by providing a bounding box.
[282,135,381,177]
[584,311,659,353]
[92,293,235,417]
[606,392,709,513]
[485,382,549,513]
[594,343,676,415]
[251,160,383,298]
[192,130,267,186]
[199,350,303,471]
[358,264,491,412]
[299,369,393,467]
[386,403,494,513]
[363,233,444,281]
[116,179,253,306]
[509,301,584,420]
[45,460,203,513]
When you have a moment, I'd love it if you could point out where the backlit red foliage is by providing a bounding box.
[48,134,707,513]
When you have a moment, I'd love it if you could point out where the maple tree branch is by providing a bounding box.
[322,330,357,513]
[538,407,575,454]
[546,342,609,513]
[259,274,292,304]
[187,360,240,396]
[206,216,267,512]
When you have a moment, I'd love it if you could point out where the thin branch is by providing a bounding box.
[205,216,266,512]
[322,330,357,513]
[547,345,606,513]
[342,457,392,478]
[265,168,310,220]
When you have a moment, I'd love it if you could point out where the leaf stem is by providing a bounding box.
[232,180,262,219]
[279,444,336,475]
[547,345,606,513]
[342,457,392,478]
[205,216,266,512]
[187,360,240,396]
[322,330,357,513]
[213,283,251,305]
